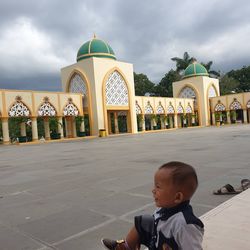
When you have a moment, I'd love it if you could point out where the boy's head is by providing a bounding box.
[152,161,198,208]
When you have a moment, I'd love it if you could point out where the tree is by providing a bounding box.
[201,61,220,78]
[154,69,181,97]
[134,72,155,96]
[227,66,250,92]
[171,52,196,74]
[219,74,240,95]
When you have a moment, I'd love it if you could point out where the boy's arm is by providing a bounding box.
[175,224,204,250]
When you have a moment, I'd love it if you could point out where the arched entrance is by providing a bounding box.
[166,104,175,128]
[229,99,243,123]
[104,70,131,135]
[177,104,184,128]
[214,102,226,125]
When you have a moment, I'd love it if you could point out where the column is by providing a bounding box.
[141,114,145,131]
[226,111,231,124]
[174,114,178,128]
[161,116,165,129]
[67,117,72,138]
[108,113,112,134]
[44,118,50,140]
[72,117,77,137]
[64,117,69,137]
[20,122,26,136]
[31,117,38,141]
[212,113,215,126]
[80,117,85,132]
[114,112,119,134]
[243,109,248,124]
[58,117,64,138]
[2,118,10,144]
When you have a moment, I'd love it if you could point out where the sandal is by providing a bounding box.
[213,183,242,195]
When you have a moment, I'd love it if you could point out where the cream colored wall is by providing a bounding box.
[173,76,219,126]
[0,90,83,118]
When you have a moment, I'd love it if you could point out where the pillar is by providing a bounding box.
[2,118,10,144]
[44,118,50,140]
[174,114,178,128]
[114,112,119,134]
[20,122,26,136]
[58,117,64,138]
[141,114,145,131]
[80,117,85,132]
[72,117,77,138]
[212,113,215,126]
[243,109,248,123]
[66,117,72,138]
[161,116,165,129]
[31,117,38,141]
[226,111,231,124]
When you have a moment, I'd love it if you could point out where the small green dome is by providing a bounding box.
[183,62,209,79]
[77,36,116,62]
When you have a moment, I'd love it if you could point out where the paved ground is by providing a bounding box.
[0,125,250,250]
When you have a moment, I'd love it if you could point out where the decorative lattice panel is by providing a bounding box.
[247,100,250,109]
[208,85,217,98]
[135,104,142,114]
[63,103,79,116]
[145,104,154,114]
[156,105,165,114]
[177,105,184,114]
[9,102,30,117]
[167,105,175,114]
[230,101,242,110]
[69,74,87,95]
[106,71,128,105]
[38,102,56,116]
[118,111,127,116]
[186,105,192,113]
[214,103,226,111]
[179,86,196,98]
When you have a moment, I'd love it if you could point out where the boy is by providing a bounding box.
[101,161,204,250]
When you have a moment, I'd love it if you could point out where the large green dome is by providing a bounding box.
[77,36,116,62]
[183,62,209,79]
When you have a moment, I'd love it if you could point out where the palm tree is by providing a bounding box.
[171,52,196,74]
[201,61,220,78]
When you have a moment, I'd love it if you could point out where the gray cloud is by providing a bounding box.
[0,0,250,90]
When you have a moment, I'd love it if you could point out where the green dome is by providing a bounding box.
[183,62,209,79]
[77,36,116,62]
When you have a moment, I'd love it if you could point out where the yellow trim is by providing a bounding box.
[31,92,36,117]
[2,91,7,118]
[7,99,32,118]
[66,69,94,136]
[36,101,58,117]
[106,105,129,110]
[102,67,133,135]
[57,93,62,117]
[183,73,209,79]
[77,52,116,60]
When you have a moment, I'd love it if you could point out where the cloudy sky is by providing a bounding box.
[1,0,250,91]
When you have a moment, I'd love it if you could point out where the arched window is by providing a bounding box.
[230,100,242,110]
[145,103,154,114]
[179,86,196,99]
[63,102,79,116]
[186,105,193,113]
[156,104,165,114]
[105,71,128,105]
[69,73,88,106]
[167,105,175,114]
[9,102,30,117]
[135,103,142,114]
[214,103,226,112]
[208,85,217,98]
[177,105,184,114]
[38,102,56,116]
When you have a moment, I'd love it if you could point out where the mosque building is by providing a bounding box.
[0,36,250,144]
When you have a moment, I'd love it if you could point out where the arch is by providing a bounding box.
[214,102,226,112]
[144,102,154,114]
[247,100,250,109]
[186,105,193,113]
[37,102,57,116]
[178,86,196,99]
[166,105,175,114]
[66,69,93,135]
[230,99,242,110]
[177,105,184,114]
[8,101,31,117]
[135,103,142,114]
[105,70,129,106]
[102,67,133,135]
[207,84,218,98]
[156,104,165,114]
[63,102,79,116]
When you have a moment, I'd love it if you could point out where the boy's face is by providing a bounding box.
[152,168,181,208]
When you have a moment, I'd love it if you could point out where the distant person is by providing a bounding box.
[101,161,204,250]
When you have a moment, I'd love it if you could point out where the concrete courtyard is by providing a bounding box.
[1,125,250,250]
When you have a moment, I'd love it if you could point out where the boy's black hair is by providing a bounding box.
[159,161,198,196]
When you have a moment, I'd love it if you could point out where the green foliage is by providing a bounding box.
[201,61,220,78]
[219,75,240,95]
[171,52,196,74]
[134,72,155,96]
[155,70,181,97]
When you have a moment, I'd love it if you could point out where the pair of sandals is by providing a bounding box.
[213,179,250,195]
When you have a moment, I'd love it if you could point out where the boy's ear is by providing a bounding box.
[174,192,184,203]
